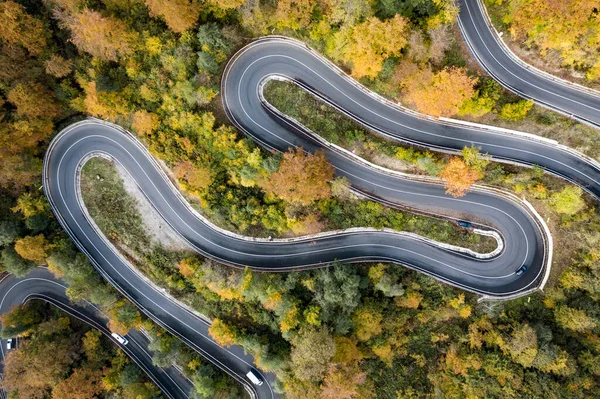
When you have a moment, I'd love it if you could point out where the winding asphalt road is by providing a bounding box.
[458,0,600,128]
[0,268,193,399]
[28,16,600,399]
[231,37,600,199]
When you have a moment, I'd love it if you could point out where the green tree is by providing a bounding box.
[119,363,142,386]
[313,263,362,331]
[459,79,502,117]
[290,326,335,381]
[0,302,45,338]
[196,51,219,75]
[191,365,217,398]
[549,186,585,215]
[196,23,231,61]
[499,100,534,121]
[0,219,21,246]
[461,145,489,175]
[554,305,597,332]
[368,263,404,297]
[1,246,37,276]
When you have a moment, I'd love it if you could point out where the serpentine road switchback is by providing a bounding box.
[458,0,600,128]
[0,269,194,399]
[2,12,600,399]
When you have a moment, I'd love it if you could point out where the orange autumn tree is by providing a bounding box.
[320,363,368,399]
[404,66,477,117]
[55,8,138,61]
[439,157,480,197]
[52,367,104,399]
[131,110,160,136]
[261,148,334,205]
[173,161,212,191]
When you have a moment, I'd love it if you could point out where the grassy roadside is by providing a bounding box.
[263,79,442,176]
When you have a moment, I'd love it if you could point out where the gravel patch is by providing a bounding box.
[114,162,190,251]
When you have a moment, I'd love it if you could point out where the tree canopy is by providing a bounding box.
[404,67,477,116]
[439,157,480,197]
[261,148,334,206]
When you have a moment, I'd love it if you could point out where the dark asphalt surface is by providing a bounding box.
[0,268,193,399]
[458,0,600,128]
[227,38,600,199]
[47,121,546,296]
[39,27,600,399]
[44,122,277,399]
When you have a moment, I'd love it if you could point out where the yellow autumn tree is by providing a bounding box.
[44,55,73,78]
[2,118,54,157]
[320,363,368,399]
[352,302,383,341]
[404,67,477,117]
[11,193,48,218]
[341,15,409,78]
[14,234,49,264]
[0,1,48,55]
[208,0,245,10]
[7,82,61,119]
[145,0,203,33]
[81,80,130,120]
[505,0,600,79]
[131,110,160,136]
[332,336,363,365]
[439,157,480,197]
[208,319,238,347]
[177,258,198,278]
[274,0,317,30]
[290,213,324,235]
[56,8,138,61]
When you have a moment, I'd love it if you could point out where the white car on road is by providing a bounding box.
[111,332,129,345]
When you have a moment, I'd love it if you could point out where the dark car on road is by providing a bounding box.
[458,221,472,228]
[516,265,528,276]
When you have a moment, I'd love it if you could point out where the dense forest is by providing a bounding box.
[485,0,600,85]
[0,302,162,398]
[0,0,599,398]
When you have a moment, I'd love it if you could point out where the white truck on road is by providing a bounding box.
[246,370,263,386]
